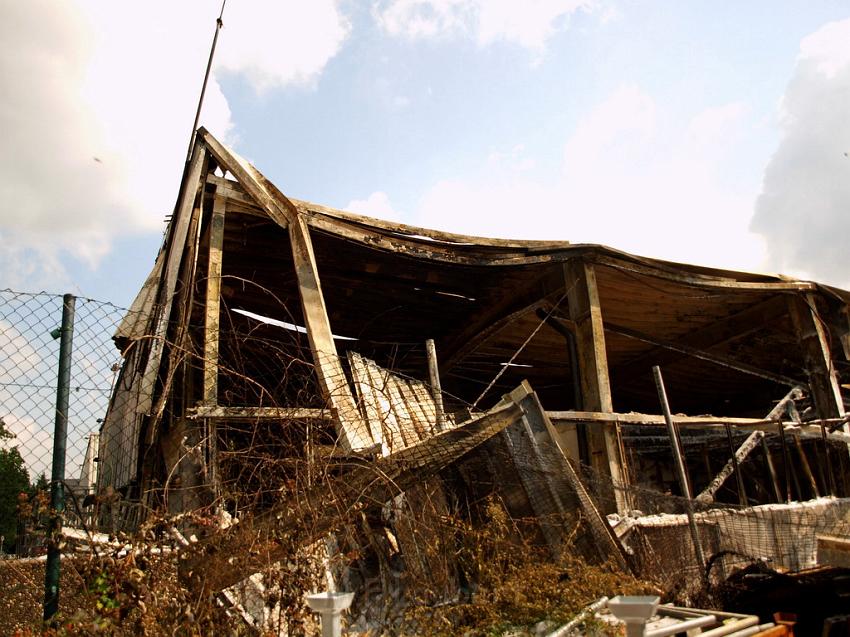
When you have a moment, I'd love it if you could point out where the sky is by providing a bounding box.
[3,0,850,309]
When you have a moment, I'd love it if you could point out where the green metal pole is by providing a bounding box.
[44,294,75,621]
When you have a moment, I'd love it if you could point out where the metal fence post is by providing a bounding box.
[44,294,76,621]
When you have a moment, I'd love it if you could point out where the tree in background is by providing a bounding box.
[0,417,31,553]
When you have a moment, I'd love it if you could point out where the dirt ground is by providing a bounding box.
[0,557,93,635]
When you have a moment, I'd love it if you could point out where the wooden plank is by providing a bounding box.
[787,424,850,445]
[290,214,372,451]
[817,534,850,567]
[187,406,330,420]
[203,131,823,301]
[548,409,846,430]
[396,379,432,439]
[383,374,420,447]
[146,167,209,451]
[207,169,825,296]
[410,382,439,433]
[695,430,764,503]
[305,212,537,265]
[347,352,387,449]
[360,355,408,452]
[206,173,260,210]
[202,192,226,405]
[564,258,629,513]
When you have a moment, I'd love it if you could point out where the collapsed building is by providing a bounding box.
[96,128,850,618]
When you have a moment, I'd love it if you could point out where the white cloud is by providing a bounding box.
[414,85,768,274]
[373,0,472,39]
[0,321,41,384]
[477,0,593,50]
[217,1,350,92]
[563,85,655,171]
[488,144,537,172]
[373,0,595,51]
[1,0,349,292]
[751,18,850,288]
[798,19,850,79]
[599,5,623,25]
[345,191,404,221]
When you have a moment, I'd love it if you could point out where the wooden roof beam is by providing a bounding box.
[605,321,803,387]
[198,129,371,452]
[611,294,790,385]
[591,253,818,291]
[440,268,563,373]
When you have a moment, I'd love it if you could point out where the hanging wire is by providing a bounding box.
[471,290,570,410]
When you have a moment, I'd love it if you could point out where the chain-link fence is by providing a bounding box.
[0,290,127,553]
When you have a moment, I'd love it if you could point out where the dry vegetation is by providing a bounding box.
[1,496,658,636]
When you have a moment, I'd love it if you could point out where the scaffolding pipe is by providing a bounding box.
[652,366,706,570]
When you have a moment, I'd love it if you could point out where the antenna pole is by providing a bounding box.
[186,0,227,162]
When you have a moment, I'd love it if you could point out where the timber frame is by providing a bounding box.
[99,128,850,519]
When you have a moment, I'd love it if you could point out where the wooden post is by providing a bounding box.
[788,295,847,446]
[203,192,226,406]
[761,437,783,503]
[777,421,793,502]
[201,191,226,504]
[564,259,629,513]
[793,434,820,498]
[425,339,446,431]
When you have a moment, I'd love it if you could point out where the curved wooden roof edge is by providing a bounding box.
[198,128,845,297]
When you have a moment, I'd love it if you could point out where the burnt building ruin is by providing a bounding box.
[96,129,850,610]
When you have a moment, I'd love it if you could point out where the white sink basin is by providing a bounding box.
[608,595,660,622]
[305,591,354,614]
